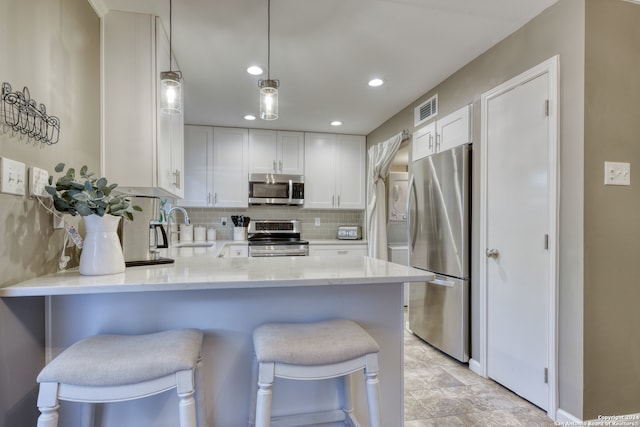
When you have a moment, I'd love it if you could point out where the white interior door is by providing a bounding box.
[485,71,551,410]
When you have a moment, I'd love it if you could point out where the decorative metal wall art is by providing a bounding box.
[1,82,60,145]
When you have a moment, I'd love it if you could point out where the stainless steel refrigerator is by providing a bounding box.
[407,143,471,362]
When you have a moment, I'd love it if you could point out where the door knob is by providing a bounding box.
[486,248,499,258]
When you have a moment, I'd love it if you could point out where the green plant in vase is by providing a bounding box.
[45,163,141,220]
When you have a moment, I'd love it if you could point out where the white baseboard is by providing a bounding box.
[555,408,581,423]
[469,358,484,377]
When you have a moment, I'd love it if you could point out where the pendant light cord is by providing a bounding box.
[267,0,271,80]
[169,0,173,71]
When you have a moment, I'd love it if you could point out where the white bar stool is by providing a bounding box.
[251,319,381,427]
[35,329,204,427]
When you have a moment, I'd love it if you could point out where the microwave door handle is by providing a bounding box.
[288,179,293,201]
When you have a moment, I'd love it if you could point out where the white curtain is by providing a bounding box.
[366,132,403,260]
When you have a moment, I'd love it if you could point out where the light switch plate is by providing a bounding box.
[0,157,26,195]
[29,166,50,197]
[604,161,631,186]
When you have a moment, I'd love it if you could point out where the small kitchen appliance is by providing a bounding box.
[337,225,362,240]
[119,195,174,266]
[248,174,304,205]
[247,219,308,257]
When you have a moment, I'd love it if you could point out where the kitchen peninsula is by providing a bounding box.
[0,252,432,427]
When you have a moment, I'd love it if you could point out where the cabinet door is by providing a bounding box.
[336,135,366,209]
[304,133,336,209]
[412,122,436,162]
[278,131,304,175]
[309,244,368,256]
[212,127,249,207]
[249,129,278,174]
[436,104,471,152]
[181,125,213,207]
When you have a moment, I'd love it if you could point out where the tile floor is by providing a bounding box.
[403,325,556,426]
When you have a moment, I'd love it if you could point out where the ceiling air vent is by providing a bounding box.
[414,94,438,127]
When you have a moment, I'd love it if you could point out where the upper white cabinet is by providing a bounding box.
[249,129,304,175]
[103,12,184,198]
[304,133,366,210]
[412,104,471,161]
[180,126,248,208]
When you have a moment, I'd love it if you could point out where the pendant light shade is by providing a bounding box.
[258,0,279,120]
[160,0,182,115]
[259,79,279,120]
[160,71,183,114]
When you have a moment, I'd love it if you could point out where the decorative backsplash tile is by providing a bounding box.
[183,207,365,241]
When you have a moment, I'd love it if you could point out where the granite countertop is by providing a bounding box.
[0,252,431,297]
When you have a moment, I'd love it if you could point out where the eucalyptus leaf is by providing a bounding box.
[80,165,88,176]
[54,163,65,173]
[96,177,107,189]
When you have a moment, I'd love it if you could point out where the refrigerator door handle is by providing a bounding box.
[407,174,418,253]
[428,278,455,288]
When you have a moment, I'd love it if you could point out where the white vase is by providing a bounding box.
[79,214,126,276]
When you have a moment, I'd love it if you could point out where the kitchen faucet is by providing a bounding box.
[167,206,191,246]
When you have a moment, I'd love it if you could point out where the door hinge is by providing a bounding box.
[545,100,550,116]
[544,367,549,384]
[544,234,549,250]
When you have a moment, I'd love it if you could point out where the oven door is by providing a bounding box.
[248,243,309,257]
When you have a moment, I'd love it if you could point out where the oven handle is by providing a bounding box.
[288,179,293,202]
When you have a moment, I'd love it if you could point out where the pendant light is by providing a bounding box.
[160,0,183,115]
[258,0,279,120]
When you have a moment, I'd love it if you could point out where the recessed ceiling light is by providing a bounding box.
[330,121,342,126]
[368,78,384,87]
[244,114,256,121]
[247,66,263,76]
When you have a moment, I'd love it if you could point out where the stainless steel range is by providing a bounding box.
[247,219,309,257]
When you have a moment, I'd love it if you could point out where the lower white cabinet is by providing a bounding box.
[309,243,368,256]
[181,126,248,208]
[218,243,248,258]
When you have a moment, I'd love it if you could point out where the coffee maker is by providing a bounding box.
[119,196,174,266]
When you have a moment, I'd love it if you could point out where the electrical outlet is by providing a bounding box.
[315,217,321,226]
[604,161,631,186]
[29,166,50,197]
[221,217,227,226]
[0,157,26,195]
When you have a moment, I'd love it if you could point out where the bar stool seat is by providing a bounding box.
[251,319,381,427]
[36,329,204,427]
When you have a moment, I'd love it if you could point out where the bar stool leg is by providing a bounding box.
[342,374,360,426]
[176,370,197,427]
[255,362,275,427]
[365,354,381,427]
[37,382,60,427]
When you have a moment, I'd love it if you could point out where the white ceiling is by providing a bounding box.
[99,0,558,135]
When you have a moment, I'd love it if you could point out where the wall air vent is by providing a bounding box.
[414,94,438,127]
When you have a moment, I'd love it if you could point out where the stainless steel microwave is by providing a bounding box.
[248,173,304,205]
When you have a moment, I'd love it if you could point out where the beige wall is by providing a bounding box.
[584,0,640,419]
[0,0,99,424]
[367,0,586,418]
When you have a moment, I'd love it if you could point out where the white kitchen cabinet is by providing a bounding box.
[249,129,304,175]
[304,133,366,209]
[411,122,436,161]
[218,243,248,258]
[103,12,184,198]
[309,242,368,256]
[412,104,471,161]
[181,125,213,207]
[180,126,248,208]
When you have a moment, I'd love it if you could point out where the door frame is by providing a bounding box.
[474,55,559,418]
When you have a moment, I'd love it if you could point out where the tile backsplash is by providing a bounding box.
[183,207,365,241]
